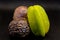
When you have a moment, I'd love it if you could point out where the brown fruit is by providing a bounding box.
[8,19,30,37]
[13,6,27,21]
[8,6,30,37]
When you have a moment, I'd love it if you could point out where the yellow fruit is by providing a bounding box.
[27,5,50,37]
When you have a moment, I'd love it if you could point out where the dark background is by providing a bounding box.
[0,0,60,40]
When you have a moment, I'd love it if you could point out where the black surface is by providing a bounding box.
[0,0,60,40]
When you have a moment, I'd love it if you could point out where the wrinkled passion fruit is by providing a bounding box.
[8,6,30,37]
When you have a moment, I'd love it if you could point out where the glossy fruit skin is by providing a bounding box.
[13,6,27,21]
[27,5,50,37]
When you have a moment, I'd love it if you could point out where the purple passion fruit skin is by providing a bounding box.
[8,20,30,37]
[8,6,30,37]
[13,6,27,21]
